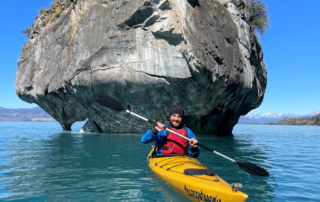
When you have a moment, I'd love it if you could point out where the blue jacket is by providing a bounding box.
[141,123,200,158]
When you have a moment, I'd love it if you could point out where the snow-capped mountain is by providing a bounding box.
[238,111,320,124]
[306,111,320,117]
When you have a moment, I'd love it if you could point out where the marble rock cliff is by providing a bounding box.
[15,0,267,135]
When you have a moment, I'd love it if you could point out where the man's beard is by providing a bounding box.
[170,120,183,129]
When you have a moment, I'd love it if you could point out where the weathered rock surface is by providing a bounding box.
[15,0,267,135]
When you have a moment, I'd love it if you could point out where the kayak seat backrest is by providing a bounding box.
[184,169,215,176]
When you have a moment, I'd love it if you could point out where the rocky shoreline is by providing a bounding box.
[266,113,320,126]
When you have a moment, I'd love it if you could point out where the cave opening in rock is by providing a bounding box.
[71,119,88,132]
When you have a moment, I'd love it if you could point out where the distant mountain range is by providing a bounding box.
[1,106,320,124]
[0,107,55,122]
[267,113,320,126]
[238,111,320,124]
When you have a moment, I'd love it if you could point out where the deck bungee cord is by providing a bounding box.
[153,156,221,182]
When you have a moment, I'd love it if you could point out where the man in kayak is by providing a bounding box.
[141,107,200,158]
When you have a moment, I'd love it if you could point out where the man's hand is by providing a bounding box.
[155,122,164,131]
[189,138,198,148]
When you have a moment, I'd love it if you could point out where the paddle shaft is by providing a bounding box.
[125,110,237,163]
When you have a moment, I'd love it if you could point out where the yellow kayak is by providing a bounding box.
[147,149,248,202]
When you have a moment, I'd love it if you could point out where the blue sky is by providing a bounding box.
[0,0,53,109]
[0,0,319,115]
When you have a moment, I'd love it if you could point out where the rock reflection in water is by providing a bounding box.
[0,131,184,201]
[1,122,319,201]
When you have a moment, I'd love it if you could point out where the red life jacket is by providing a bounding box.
[161,126,189,155]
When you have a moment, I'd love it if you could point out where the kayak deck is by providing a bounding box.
[147,150,248,202]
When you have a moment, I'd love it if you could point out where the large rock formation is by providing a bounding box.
[15,0,267,135]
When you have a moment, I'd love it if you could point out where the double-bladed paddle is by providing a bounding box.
[92,93,269,176]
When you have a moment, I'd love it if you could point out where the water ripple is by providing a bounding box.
[0,123,319,201]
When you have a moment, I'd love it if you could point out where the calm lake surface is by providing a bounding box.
[0,122,319,202]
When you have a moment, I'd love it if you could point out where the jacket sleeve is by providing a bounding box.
[187,129,200,158]
[141,128,158,144]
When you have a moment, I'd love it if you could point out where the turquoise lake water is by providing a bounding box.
[0,122,319,201]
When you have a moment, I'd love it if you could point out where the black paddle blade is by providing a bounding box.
[237,162,269,176]
[92,93,126,112]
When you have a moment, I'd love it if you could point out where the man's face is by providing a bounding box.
[170,114,182,127]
